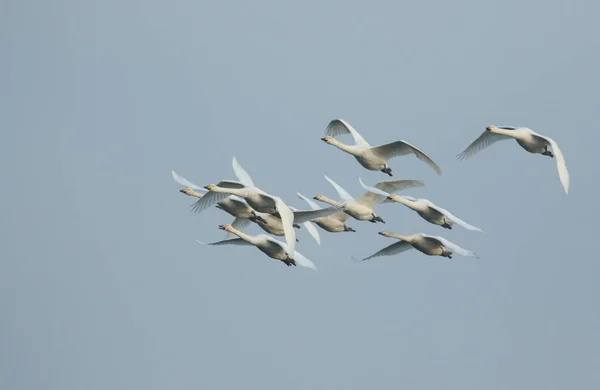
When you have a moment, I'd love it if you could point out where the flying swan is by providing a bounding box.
[360,232,479,261]
[457,125,570,194]
[296,192,356,233]
[313,175,424,223]
[321,118,442,176]
[188,157,299,255]
[358,178,484,233]
[172,170,266,231]
[197,224,317,271]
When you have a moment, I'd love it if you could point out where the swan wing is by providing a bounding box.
[189,191,230,213]
[425,201,485,233]
[324,175,354,201]
[360,240,413,261]
[325,118,370,147]
[296,192,322,211]
[172,170,206,192]
[302,221,321,245]
[196,238,252,247]
[457,129,513,161]
[293,206,343,224]
[332,211,349,222]
[274,197,297,256]
[357,177,425,207]
[531,133,570,194]
[232,156,256,188]
[424,235,479,258]
[231,216,251,231]
[371,141,442,176]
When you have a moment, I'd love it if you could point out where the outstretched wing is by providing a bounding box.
[325,119,370,147]
[293,206,342,224]
[424,201,485,233]
[360,240,413,261]
[356,178,425,207]
[232,156,256,188]
[371,141,442,175]
[457,129,514,161]
[531,133,570,194]
[172,170,207,192]
[274,197,297,256]
[323,175,354,201]
[190,180,245,213]
[424,234,479,258]
[196,238,252,247]
[296,192,322,210]
[302,221,321,245]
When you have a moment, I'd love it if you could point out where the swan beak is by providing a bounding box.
[320,137,327,142]
[218,224,229,230]
[378,232,386,236]
[486,125,493,131]
[204,185,214,190]
[179,189,185,193]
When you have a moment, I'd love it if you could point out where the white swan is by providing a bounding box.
[313,175,424,223]
[189,157,298,255]
[358,178,484,233]
[197,224,317,271]
[297,192,356,233]
[457,125,570,194]
[360,231,479,261]
[237,205,341,245]
[321,118,442,176]
[172,170,266,230]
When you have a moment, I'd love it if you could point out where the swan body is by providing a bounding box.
[314,175,424,223]
[321,119,442,176]
[458,125,570,194]
[358,178,484,233]
[297,192,356,232]
[361,231,479,261]
[190,157,298,255]
[198,224,317,270]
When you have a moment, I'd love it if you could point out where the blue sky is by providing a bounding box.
[2,1,599,389]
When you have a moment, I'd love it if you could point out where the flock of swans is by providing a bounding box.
[173,119,570,271]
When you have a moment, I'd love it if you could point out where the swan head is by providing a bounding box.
[378,231,393,237]
[204,184,216,191]
[180,188,194,196]
[486,125,495,132]
[321,136,333,144]
[387,194,397,201]
[218,224,231,231]
[313,195,324,201]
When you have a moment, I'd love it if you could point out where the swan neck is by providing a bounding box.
[227,226,256,244]
[318,196,340,206]
[490,128,517,138]
[331,139,357,154]
[214,186,242,195]
[392,196,414,208]
[187,189,204,198]
[391,233,412,242]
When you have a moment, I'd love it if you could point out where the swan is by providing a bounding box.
[321,118,442,176]
[358,178,484,233]
[189,157,298,255]
[197,224,317,271]
[360,231,479,261]
[296,192,356,233]
[235,205,341,245]
[313,175,424,223]
[172,170,267,230]
[457,125,570,194]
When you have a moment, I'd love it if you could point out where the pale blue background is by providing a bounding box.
[2,1,599,389]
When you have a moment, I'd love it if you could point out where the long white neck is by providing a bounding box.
[183,189,204,199]
[330,139,361,156]
[316,195,345,207]
[211,185,244,196]
[226,226,259,245]
[489,127,519,138]
[390,195,418,210]
[389,233,414,242]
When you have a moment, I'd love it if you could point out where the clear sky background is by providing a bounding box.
[2,1,599,389]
